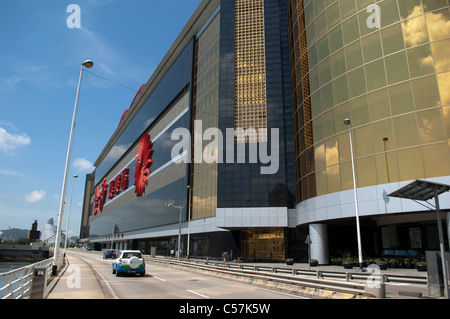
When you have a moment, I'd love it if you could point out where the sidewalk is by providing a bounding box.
[46,253,106,299]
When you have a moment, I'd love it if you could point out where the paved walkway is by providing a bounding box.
[46,253,107,299]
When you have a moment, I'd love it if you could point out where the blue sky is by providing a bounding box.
[0,0,201,237]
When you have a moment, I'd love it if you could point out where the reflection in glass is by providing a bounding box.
[390,82,414,115]
[402,14,428,48]
[416,108,447,144]
[365,59,386,91]
[356,156,377,188]
[412,75,441,110]
[407,44,435,77]
[381,23,405,55]
[425,8,450,42]
[385,52,409,84]
[398,0,422,20]
[393,114,420,148]
[372,119,395,153]
[431,39,450,72]
[397,147,424,181]
[368,88,391,121]
[437,72,450,106]
[422,143,450,178]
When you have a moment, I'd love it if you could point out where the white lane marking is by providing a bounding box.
[187,289,210,299]
[153,276,166,281]
[88,263,119,299]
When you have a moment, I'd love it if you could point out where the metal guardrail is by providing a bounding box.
[146,256,427,297]
[146,257,372,296]
[0,252,65,299]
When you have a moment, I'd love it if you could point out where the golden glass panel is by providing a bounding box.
[318,57,331,86]
[342,14,360,45]
[365,59,386,91]
[393,113,420,148]
[398,0,423,20]
[327,164,341,194]
[345,40,363,71]
[378,0,400,27]
[407,44,435,78]
[321,82,333,111]
[315,11,327,39]
[340,161,353,191]
[385,51,410,84]
[381,23,405,55]
[312,116,324,144]
[333,75,348,105]
[425,8,450,42]
[416,108,447,144]
[412,75,441,110]
[353,125,373,158]
[338,131,351,162]
[347,67,366,98]
[422,143,450,178]
[431,39,450,72]
[437,71,450,106]
[322,108,336,139]
[356,156,377,188]
[389,81,414,115]
[339,0,356,20]
[375,151,399,184]
[372,119,395,153]
[314,141,325,171]
[361,32,383,63]
[317,34,329,62]
[350,95,370,127]
[443,106,450,136]
[330,49,346,79]
[423,0,449,12]
[315,168,327,196]
[326,1,340,29]
[368,88,391,121]
[402,15,429,48]
[325,137,339,167]
[397,147,425,181]
[329,25,343,53]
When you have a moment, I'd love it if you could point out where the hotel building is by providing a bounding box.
[80,0,450,262]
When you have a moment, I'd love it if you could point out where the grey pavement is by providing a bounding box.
[45,251,439,299]
[46,253,107,299]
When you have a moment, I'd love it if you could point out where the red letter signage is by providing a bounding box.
[134,132,154,197]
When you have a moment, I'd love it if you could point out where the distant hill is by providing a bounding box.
[0,228,29,241]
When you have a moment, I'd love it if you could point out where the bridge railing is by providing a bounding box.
[0,251,65,299]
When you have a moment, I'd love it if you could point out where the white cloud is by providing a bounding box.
[73,158,94,172]
[0,168,27,178]
[0,127,31,155]
[25,190,46,203]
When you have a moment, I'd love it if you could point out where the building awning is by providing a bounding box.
[387,179,450,201]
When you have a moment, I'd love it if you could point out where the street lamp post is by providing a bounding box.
[166,203,183,261]
[187,185,191,259]
[53,60,93,275]
[344,118,364,270]
[63,174,78,256]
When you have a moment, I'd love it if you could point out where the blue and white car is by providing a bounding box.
[112,250,145,277]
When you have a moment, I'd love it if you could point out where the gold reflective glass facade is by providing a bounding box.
[234,0,268,142]
[288,0,450,202]
[191,13,220,220]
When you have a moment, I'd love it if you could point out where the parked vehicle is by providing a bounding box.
[103,250,117,259]
[112,250,145,277]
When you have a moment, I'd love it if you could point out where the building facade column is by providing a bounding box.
[309,223,329,265]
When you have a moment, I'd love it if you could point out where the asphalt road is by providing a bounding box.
[65,250,305,299]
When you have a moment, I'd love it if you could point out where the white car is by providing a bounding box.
[112,250,145,277]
